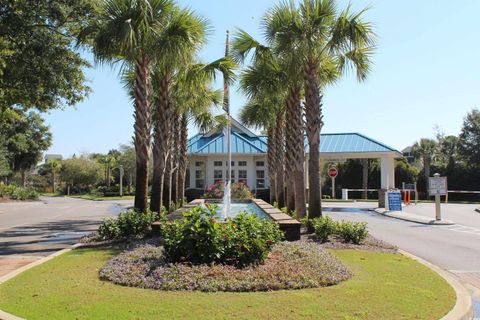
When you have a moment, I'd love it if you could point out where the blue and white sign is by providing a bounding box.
[387,192,402,211]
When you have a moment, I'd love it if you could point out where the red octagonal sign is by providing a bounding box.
[328,167,338,178]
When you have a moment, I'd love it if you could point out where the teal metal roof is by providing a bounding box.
[188,131,267,154]
[315,133,398,154]
[188,132,399,155]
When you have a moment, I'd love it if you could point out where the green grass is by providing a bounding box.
[0,247,455,320]
[68,194,135,201]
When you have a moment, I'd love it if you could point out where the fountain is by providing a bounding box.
[221,180,231,220]
[221,30,232,220]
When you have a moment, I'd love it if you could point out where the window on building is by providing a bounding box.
[214,161,222,167]
[256,161,264,167]
[214,170,223,183]
[195,161,204,167]
[195,170,204,189]
[256,170,265,188]
[185,169,190,188]
[238,170,247,184]
[238,161,247,167]
[226,170,235,183]
[225,161,235,167]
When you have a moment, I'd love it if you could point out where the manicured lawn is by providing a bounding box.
[68,194,135,201]
[0,247,455,320]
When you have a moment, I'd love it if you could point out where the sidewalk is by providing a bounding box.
[374,208,455,225]
[0,255,42,278]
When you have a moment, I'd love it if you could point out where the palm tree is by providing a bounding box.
[172,59,232,207]
[413,138,438,196]
[232,30,289,209]
[44,159,61,193]
[264,0,375,218]
[92,0,174,212]
[148,7,209,213]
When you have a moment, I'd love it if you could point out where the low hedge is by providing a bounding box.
[312,216,369,244]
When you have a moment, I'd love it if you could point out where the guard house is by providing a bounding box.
[186,118,402,205]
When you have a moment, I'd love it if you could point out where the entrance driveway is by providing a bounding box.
[0,196,132,276]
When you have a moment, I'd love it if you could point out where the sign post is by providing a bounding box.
[328,166,338,199]
[429,173,447,221]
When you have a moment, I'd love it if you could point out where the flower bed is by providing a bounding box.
[99,241,350,292]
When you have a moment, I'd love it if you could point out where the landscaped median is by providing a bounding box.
[0,206,463,320]
[0,248,457,318]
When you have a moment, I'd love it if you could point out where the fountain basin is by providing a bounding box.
[155,198,301,241]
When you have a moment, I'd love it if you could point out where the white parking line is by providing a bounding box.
[438,224,480,236]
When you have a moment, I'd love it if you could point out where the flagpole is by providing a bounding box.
[223,30,231,219]
[224,30,231,189]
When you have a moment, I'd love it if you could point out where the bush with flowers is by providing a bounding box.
[202,181,253,199]
[160,205,283,267]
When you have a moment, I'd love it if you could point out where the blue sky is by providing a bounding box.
[44,0,480,157]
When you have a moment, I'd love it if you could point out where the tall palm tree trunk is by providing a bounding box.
[267,127,277,204]
[275,116,286,208]
[177,114,188,207]
[304,61,322,218]
[170,111,180,207]
[286,84,306,218]
[163,154,172,211]
[133,58,152,213]
[285,103,295,213]
[150,75,172,213]
[424,158,431,198]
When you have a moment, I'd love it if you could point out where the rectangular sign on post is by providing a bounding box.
[387,192,402,211]
[429,176,447,196]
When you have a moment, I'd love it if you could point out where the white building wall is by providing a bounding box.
[186,155,268,191]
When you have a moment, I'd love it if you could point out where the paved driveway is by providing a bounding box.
[0,196,132,276]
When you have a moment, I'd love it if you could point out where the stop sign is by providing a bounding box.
[328,167,338,178]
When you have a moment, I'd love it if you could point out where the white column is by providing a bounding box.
[380,157,395,189]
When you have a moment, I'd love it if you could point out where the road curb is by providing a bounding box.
[399,249,474,320]
[0,243,83,320]
[374,208,455,225]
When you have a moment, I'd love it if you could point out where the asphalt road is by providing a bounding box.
[0,196,132,257]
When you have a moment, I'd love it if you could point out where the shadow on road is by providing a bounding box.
[0,219,99,256]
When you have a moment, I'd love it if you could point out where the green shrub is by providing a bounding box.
[160,205,283,267]
[312,216,337,242]
[0,183,39,200]
[98,209,162,240]
[337,221,368,244]
[280,207,297,219]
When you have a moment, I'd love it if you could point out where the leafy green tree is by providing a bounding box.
[91,0,175,212]
[412,138,437,194]
[117,144,136,193]
[0,0,95,112]
[60,157,103,193]
[437,135,460,169]
[459,108,480,167]
[1,109,52,186]
[44,159,61,193]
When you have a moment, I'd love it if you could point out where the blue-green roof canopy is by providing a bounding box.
[188,131,400,156]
